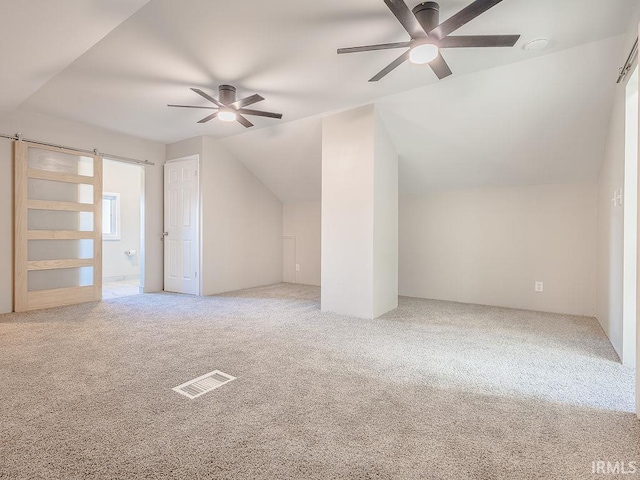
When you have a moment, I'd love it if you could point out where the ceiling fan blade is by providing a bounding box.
[369,51,410,82]
[235,108,283,119]
[231,94,265,109]
[338,42,411,54]
[197,112,218,124]
[190,88,223,107]
[429,53,453,80]
[236,114,254,128]
[168,104,217,110]
[429,0,503,39]
[384,0,426,38]
[439,34,520,48]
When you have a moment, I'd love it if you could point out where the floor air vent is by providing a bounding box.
[172,370,236,399]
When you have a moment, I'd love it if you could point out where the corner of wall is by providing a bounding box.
[199,134,283,296]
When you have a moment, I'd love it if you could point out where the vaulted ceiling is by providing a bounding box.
[3,0,639,201]
[0,0,150,111]
[220,35,625,201]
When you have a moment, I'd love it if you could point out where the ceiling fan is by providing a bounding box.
[168,85,283,128]
[338,0,521,81]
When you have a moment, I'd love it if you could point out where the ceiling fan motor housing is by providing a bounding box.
[412,2,440,34]
[219,84,237,105]
[337,0,521,82]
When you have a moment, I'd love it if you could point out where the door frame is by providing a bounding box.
[101,158,146,295]
[635,24,640,419]
[624,66,639,370]
[164,155,202,296]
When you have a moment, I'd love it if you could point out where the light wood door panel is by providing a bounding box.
[14,141,103,312]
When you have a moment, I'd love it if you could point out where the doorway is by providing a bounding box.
[164,156,200,295]
[102,159,144,299]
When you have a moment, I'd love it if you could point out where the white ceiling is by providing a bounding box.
[17,0,635,143]
[0,0,150,111]
[221,36,625,201]
[4,0,638,201]
[380,35,624,194]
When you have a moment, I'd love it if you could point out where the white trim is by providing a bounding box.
[166,154,199,164]
[102,192,121,241]
[139,165,146,293]
[198,155,203,296]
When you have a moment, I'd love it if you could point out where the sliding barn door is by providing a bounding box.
[14,141,103,312]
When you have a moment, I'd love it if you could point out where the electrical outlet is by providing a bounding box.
[535,281,544,293]
[296,264,300,272]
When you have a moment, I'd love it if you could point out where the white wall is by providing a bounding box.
[102,159,142,281]
[400,183,598,316]
[283,201,321,286]
[596,9,640,361]
[373,113,398,318]
[0,111,165,313]
[201,136,283,295]
[166,136,203,162]
[322,105,375,318]
[167,135,283,295]
[321,104,398,319]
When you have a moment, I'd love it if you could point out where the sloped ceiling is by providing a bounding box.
[0,0,150,111]
[4,0,637,202]
[221,36,625,200]
[17,0,635,143]
[219,117,322,203]
[380,35,624,194]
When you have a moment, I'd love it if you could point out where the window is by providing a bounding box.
[102,192,120,240]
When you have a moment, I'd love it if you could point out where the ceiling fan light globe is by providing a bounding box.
[409,43,439,64]
[218,110,237,122]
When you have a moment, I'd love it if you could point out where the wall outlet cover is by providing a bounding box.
[295,264,300,272]
[535,281,544,293]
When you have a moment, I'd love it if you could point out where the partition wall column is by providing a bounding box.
[321,104,399,319]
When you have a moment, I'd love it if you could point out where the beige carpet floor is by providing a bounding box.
[0,283,638,479]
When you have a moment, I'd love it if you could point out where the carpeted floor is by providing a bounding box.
[0,283,638,479]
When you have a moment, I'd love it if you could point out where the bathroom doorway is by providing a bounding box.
[102,159,145,299]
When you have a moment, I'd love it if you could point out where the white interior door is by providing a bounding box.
[164,158,199,295]
[283,236,296,283]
